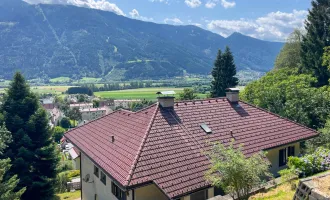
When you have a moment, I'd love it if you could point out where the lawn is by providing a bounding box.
[249,181,297,200]
[54,190,80,200]
[94,87,208,100]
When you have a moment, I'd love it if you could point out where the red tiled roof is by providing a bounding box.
[65,98,318,199]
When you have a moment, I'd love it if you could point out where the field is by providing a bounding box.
[30,86,71,95]
[94,87,208,100]
[50,77,71,83]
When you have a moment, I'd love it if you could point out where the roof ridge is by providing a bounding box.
[174,97,227,104]
[125,103,160,186]
[239,100,319,133]
[134,103,158,113]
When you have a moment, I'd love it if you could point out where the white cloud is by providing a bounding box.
[23,0,125,16]
[221,0,235,9]
[205,1,216,8]
[129,9,139,18]
[205,0,235,9]
[207,9,307,41]
[164,17,183,25]
[185,0,201,8]
[129,9,154,22]
[149,0,169,4]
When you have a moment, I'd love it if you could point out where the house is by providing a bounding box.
[64,89,318,200]
[68,147,81,170]
[41,97,55,110]
[80,107,108,122]
[70,103,93,110]
[48,107,63,127]
[114,99,141,109]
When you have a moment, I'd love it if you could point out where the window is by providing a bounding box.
[191,190,207,200]
[94,166,99,177]
[279,146,295,167]
[100,171,106,185]
[111,182,124,199]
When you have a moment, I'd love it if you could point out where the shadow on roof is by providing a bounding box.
[230,103,250,117]
[159,107,182,125]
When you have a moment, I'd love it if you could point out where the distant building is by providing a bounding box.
[70,103,93,110]
[42,97,55,110]
[114,99,141,109]
[68,147,80,170]
[80,107,108,122]
[48,107,63,127]
[99,99,115,108]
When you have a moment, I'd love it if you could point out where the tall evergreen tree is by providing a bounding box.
[0,125,25,200]
[1,72,58,200]
[300,0,330,86]
[211,47,238,97]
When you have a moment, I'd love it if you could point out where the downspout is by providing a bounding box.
[80,152,82,199]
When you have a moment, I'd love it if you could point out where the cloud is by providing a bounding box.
[205,2,216,8]
[164,17,183,25]
[207,9,308,41]
[23,0,125,16]
[185,0,201,8]
[129,9,139,18]
[221,0,235,9]
[205,0,235,9]
[129,9,154,22]
[149,0,169,4]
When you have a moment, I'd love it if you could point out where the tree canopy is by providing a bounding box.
[241,68,330,129]
[300,0,330,86]
[178,88,198,100]
[0,72,58,199]
[211,46,238,97]
[205,141,272,200]
[274,29,303,70]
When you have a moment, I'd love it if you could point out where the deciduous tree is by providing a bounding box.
[205,141,272,200]
[178,88,198,100]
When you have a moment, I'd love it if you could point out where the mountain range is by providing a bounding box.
[0,0,284,80]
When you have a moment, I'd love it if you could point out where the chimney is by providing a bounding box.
[156,91,176,108]
[226,88,240,103]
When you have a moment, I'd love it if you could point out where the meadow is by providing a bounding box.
[94,87,208,100]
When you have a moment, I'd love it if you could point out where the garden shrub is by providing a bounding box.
[67,170,80,179]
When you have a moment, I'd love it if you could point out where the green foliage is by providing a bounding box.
[67,87,93,96]
[67,108,82,126]
[241,68,330,128]
[178,88,198,100]
[300,0,330,86]
[53,126,66,143]
[129,100,154,112]
[57,160,74,173]
[67,170,80,179]
[278,168,298,185]
[288,147,330,177]
[0,72,59,199]
[274,29,303,70]
[306,119,330,153]
[60,117,71,129]
[93,100,100,108]
[205,141,272,200]
[55,171,70,193]
[322,46,330,72]
[0,125,25,200]
[211,47,238,97]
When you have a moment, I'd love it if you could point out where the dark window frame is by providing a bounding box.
[111,182,124,199]
[279,146,295,167]
[100,171,106,185]
[94,166,99,177]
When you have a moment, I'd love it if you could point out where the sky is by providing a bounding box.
[22,0,312,42]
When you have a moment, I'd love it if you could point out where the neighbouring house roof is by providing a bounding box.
[70,103,93,107]
[69,147,80,160]
[80,107,107,112]
[65,98,318,199]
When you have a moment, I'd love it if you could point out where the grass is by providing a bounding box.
[249,181,297,200]
[31,86,71,95]
[94,87,208,100]
[50,77,71,83]
[54,190,80,200]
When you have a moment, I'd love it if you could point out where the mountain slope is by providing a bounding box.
[0,0,283,80]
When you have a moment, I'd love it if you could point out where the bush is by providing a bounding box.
[67,170,80,179]
[288,147,330,177]
[57,160,73,173]
[55,171,70,193]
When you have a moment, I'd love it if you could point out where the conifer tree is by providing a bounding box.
[0,125,25,200]
[1,72,58,200]
[300,0,330,86]
[211,46,238,97]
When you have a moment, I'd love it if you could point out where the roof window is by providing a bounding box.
[201,123,212,134]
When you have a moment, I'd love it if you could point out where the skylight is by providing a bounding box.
[201,123,212,134]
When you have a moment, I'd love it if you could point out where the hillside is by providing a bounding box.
[0,0,283,80]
